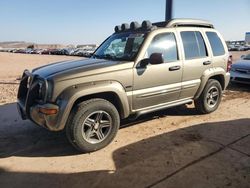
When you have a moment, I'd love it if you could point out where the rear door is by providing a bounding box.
[177,28,212,99]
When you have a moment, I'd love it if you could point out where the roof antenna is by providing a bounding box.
[165,0,173,21]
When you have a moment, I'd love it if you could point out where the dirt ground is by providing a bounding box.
[0,52,81,105]
[0,52,250,188]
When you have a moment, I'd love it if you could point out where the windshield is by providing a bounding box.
[92,32,146,61]
[243,54,250,60]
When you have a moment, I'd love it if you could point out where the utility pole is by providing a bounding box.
[165,0,173,21]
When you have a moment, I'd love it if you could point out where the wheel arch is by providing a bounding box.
[72,91,126,119]
[56,81,130,131]
[195,68,227,100]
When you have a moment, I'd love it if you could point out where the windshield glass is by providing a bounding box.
[92,32,146,61]
[243,54,250,60]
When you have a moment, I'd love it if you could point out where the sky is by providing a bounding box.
[0,0,249,45]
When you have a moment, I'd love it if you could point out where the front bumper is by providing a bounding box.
[17,70,62,131]
[17,101,60,131]
[230,71,250,84]
[17,101,27,120]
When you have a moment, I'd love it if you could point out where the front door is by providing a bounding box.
[132,32,182,111]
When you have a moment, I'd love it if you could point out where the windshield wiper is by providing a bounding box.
[92,54,131,61]
[92,54,116,60]
[92,54,102,59]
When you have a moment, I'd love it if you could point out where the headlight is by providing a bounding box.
[37,79,47,101]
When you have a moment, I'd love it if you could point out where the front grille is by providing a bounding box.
[17,70,33,104]
[235,77,250,82]
[17,70,41,118]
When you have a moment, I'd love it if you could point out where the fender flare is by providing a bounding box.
[194,68,228,99]
[55,81,130,130]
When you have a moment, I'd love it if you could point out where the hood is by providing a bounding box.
[232,60,250,70]
[32,58,122,78]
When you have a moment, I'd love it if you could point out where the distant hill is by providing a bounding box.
[0,41,67,49]
[0,41,33,48]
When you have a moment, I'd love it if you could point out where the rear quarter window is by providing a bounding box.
[206,32,225,56]
[181,31,208,60]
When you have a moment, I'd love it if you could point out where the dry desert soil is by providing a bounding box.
[0,52,250,188]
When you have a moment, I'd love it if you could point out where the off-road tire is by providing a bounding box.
[66,98,120,153]
[195,79,222,114]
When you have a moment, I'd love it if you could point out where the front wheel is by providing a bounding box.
[195,79,222,114]
[66,99,120,153]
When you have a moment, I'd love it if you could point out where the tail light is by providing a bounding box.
[227,55,233,72]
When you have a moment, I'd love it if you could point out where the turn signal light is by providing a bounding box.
[39,108,58,115]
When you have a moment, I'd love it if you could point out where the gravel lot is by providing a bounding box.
[0,51,249,188]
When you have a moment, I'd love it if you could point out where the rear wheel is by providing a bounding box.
[195,79,222,114]
[66,99,120,153]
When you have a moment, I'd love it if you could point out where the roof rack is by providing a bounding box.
[153,19,214,29]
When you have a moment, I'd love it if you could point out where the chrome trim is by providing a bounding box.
[182,84,198,89]
[138,87,180,98]
[126,79,200,97]
[133,98,193,115]
[126,83,181,97]
[181,79,200,89]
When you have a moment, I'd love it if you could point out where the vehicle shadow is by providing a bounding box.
[0,103,79,158]
[227,82,250,92]
[0,102,198,158]
[0,118,250,187]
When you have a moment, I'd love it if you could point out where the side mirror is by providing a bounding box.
[149,53,164,65]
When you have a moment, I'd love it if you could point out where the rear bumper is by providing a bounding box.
[225,72,231,89]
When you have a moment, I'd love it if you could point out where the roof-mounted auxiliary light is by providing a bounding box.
[130,21,141,30]
[114,25,121,33]
[142,20,152,30]
[115,25,122,33]
[121,23,129,31]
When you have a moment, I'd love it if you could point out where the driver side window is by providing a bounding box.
[146,33,179,62]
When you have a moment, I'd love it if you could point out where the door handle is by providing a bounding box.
[203,61,211,65]
[169,66,181,71]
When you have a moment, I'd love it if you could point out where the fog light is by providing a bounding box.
[39,107,58,115]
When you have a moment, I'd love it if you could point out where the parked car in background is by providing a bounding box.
[84,48,96,57]
[72,48,86,56]
[0,46,98,57]
[14,49,26,53]
[228,45,249,51]
[237,45,249,51]
[49,49,62,55]
[230,53,250,84]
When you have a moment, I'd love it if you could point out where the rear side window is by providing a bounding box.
[181,31,208,60]
[206,32,225,56]
[146,33,178,62]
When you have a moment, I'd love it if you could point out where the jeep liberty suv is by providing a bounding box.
[17,19,231,152]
